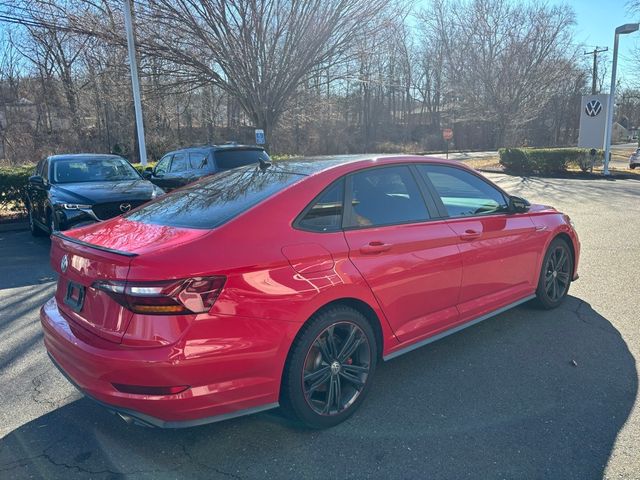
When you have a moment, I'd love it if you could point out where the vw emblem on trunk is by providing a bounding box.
[585,100,602,117]
[61,254,69,273]
[119,203,132,213]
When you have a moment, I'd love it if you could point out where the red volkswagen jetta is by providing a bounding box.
[41,156,580,428]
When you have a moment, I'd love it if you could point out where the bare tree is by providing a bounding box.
[128,0,395,147]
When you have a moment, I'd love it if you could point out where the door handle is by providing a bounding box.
[459,229,481,241]
[360,241,392,254]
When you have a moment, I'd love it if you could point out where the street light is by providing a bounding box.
[123,0,148,166]
[603,23,639,176]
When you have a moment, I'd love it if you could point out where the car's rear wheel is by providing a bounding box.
[28,208,46,237]
[281,306,377,428]
[535,238,573,309]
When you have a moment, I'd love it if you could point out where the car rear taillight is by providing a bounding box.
[93,276,226,315]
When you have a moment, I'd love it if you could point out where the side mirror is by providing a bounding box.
[509,195,530,213]
[29,175,45,186]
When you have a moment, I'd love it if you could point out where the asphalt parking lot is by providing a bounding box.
[0,172,639,479]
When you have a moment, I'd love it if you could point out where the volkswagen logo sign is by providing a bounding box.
[60,254,69,273]
[119,203,132,213]
[585,100,602,117]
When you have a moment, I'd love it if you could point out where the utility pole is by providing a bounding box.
[584,47,608,95]
[123,0,148,166]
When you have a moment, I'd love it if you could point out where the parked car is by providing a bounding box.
[629,148,640,169]
[41,155,580,429]
[144,144,271,191]
[26,154,164,235]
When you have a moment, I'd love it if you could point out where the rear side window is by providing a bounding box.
[417,165,508,217]
[215,150,269,170]
[125,166,304,229]
[346,166,429,228]
[190,152,209,169]
[297,179,344,232]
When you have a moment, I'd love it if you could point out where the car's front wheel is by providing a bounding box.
[28,208,46,237]
[281,306,377,429]
[535,237,573,309]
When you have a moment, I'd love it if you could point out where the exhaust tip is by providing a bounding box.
[117,412,135,425]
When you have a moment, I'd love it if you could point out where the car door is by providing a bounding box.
[416,164,539,322]
[30,158,50,224]
[151,154,172,189]
[343,165,463,344]
[164,152,193,189]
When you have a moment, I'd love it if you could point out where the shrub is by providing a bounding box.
[499,148,603,175]
[132,162,157,174]
[0,165,33,213]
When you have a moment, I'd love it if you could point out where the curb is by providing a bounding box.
[0,221,29,232]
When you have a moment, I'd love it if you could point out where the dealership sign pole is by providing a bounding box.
[123,0,148,166]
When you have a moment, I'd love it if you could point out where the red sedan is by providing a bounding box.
[41,156,580,429]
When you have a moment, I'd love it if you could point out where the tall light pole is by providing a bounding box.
[123,0,148,166]
[603,23,639,176]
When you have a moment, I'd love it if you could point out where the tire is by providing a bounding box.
[280,306,377,429]
[631,164,637,170]
[28,208,46,237]
[47,210,57,234]
[534,237,573,309]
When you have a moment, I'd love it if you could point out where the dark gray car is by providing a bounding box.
[144,144,271,191]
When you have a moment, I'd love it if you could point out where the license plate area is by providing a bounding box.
[64,281,85,313]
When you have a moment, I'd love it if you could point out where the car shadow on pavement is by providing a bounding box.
[0,296,636,479]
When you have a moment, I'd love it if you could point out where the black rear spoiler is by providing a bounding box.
[52,232,138,257]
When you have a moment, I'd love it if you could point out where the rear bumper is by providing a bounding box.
[40,297,296,427]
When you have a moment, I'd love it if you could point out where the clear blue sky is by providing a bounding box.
[562,0,639,86]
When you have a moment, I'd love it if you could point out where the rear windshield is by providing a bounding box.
[215,149,269,170]
[124,166,304,229]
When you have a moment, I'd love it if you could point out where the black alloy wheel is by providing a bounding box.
[302,321,371,416]
[281,306,377,428]
[535,238,573,309]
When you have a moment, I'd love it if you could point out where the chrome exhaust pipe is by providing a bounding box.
[117,412,135,425]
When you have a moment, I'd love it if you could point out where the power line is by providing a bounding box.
[583,46,608,95]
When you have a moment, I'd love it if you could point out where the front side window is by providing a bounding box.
[155,155,171,175]
[52,157,139,183]
[169,153,189,173]
[41,160,49,181]
[346,166,429,228]
[418,165,508,217]
[297,179,344,232]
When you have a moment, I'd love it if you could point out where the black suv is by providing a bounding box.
[25,154,164,234]
[143,144,270,191]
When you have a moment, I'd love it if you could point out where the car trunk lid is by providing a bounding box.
[51,233,135,343]
[51,219,211,343]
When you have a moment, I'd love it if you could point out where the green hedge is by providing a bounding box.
[0,165,33,213]
[499,148,604,174]
[132,162,157,174]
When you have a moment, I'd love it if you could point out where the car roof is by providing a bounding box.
[48,154,126,162]
[268,154,469,177]
[164,144,265,155]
